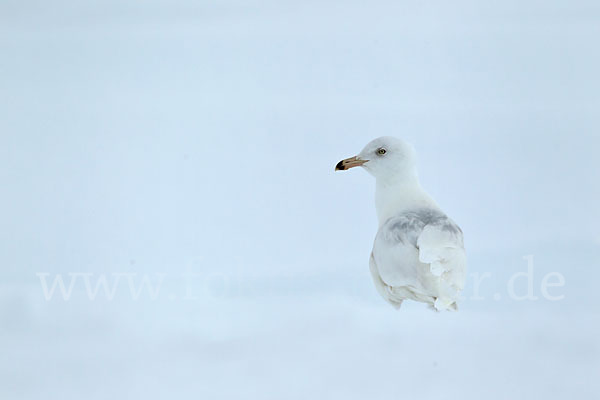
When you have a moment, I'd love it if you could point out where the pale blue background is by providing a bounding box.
[1,1,599,399]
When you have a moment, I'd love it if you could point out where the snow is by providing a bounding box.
[2,283,599,399]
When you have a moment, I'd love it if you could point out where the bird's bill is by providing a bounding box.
[335,156,368,171]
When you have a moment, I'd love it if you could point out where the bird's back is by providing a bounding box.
[370,208,466,310]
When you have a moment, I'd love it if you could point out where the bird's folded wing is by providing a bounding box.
[417,219,466,292]
[373,209,466,304]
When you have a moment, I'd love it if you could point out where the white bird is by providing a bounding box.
[335,137,466,311]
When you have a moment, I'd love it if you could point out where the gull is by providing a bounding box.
[335,137,466,311]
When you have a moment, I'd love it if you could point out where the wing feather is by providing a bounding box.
[371,208,466,310]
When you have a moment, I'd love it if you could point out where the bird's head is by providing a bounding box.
[335,136,417,181]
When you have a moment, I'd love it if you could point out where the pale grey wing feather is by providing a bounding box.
[372,209,466,309]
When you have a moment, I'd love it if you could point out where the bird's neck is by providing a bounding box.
[375,174,439,226]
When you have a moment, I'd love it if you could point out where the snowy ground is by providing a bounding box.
[2,282,599,399]
[2,242,600,400]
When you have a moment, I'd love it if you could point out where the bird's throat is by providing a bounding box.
[374,179,439,226]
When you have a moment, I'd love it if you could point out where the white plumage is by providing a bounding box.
[336,137,466,311]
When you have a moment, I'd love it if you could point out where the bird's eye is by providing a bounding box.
[377,148,387,155]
